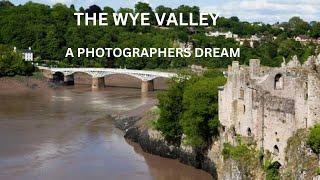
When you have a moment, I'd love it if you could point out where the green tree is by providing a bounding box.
[155,75,188,144]
[0,45,34,76]
[180,74,226,147]
[310,22,320,38]
[288,17,310,36]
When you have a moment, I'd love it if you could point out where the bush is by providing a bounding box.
[222,142,253,161]
[180,76,225,146]
[155,70,226,147]
[222,141,265,178]
[316,167,320,175]
[155,74,189,144]
[307,124,320,155]
[0,45,34,77]
[265,161,281,180]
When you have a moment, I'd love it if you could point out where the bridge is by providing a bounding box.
[38,67,177,92]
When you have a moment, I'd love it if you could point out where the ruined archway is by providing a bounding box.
[231,126,236,137]
[274,74,283,90]
[247,128,252,136]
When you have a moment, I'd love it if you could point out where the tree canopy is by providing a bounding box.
[0,1,318,69]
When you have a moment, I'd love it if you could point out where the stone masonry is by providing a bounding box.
[219,55,320,164]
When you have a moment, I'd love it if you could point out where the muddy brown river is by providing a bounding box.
[0,85,211,180]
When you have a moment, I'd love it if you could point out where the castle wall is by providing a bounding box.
[308,74,320,125]
[219,59,320,165]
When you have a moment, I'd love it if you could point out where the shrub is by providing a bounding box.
[265,161,281,180]
[222,141,262,178]
[155,73,190,144]
[0,45,34,77]
[155,70,226,146]
[180,76,225,147]
[307,124,320,155]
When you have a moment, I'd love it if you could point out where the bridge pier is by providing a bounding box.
[64,75,74,85]
[92,77,105,89]
[141,80,154,92]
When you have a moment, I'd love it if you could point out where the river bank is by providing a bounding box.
[0,75,51,94]
[113,104,219,179]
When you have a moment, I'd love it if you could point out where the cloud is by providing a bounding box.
[49,0,75,4]
[13,0,320,23]
[201,0,320,23]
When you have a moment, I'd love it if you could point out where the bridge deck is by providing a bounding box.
[38,66,177,81]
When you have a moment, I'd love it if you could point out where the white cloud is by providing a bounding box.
[201,0,320,23]
[49,0,76,5]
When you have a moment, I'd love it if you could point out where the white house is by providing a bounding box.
[205,31,238,39]
[22,47,33,61]
[14,47,33,61]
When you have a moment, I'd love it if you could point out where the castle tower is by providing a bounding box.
[249,59,260,78]
[308,73,320,125]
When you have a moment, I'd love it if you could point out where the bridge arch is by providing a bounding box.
[152,77,170,90]
[72,72,94,85]
[52,72,64,83]
[104,73,142,89]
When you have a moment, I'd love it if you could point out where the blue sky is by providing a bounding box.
[10,0,320,23]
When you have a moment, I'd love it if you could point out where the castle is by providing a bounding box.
[218,56,320,164]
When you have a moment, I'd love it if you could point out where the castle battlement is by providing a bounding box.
[219,56,320,164]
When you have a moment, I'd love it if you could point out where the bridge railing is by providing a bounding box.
[37,66,177,79]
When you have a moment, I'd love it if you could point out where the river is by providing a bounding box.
[0,85,211,180]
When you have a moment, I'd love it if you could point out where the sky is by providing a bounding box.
[10,0,320,24]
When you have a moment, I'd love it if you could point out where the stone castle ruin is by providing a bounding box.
[218,55,320,164]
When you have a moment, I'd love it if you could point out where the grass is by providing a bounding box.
[316,167,320,175]
[139,106,161,130]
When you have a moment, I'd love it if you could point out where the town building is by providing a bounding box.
[205,30,262,48]
[294,35,320,45]
[235,35,262,48]
[14,47,34,61]
[205,31,239,39]
[22,47,33,61]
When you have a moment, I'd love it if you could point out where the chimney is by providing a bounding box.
[28,47,31,51]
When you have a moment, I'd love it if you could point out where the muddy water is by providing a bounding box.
[0,86,211,180]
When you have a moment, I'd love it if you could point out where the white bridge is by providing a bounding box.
[38,66,177,92]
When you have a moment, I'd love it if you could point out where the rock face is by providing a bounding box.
[282,129,319,180]
[116,114,262,179]
[114,114,218,179]
[124,126,219,179]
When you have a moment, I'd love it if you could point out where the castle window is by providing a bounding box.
[247,128,252,136]
[243,105,246,114]
[274,74,283,90]
[240,89,244,99]
[274,145,279,156]
[305,118,308,128]
[231,126,236,137]
[304,93,308,100]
